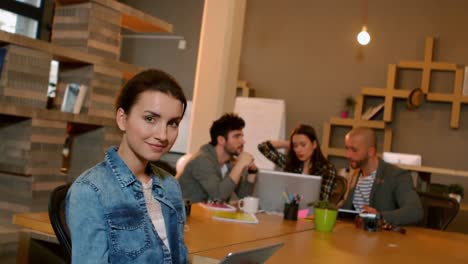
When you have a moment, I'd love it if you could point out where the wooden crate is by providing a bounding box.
[103,125,122,152]
[54,64,122,118]
[0,117,66,178]
[0,45,51,108]
[87,65,122,118]
[54,65,94,113]
[52,2,122,60]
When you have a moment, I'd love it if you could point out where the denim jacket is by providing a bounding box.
[66,147,188,264]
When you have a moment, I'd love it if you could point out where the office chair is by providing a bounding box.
[48,184,72,262]
[417,191,459,230]
[151,160,177,176]
[330,175,348,206]
[175,153,193,180]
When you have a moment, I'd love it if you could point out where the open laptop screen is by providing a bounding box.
[253,170,322,212]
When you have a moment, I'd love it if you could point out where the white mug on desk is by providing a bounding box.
[238,197,259,214]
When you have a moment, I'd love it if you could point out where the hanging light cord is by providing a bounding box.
[363,0,368,27]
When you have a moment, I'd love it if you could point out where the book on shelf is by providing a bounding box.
[212,211,258,224]
[200,202,236,212]
[61,83,87,114]
[361,102,384,120]
[0,47,7,76]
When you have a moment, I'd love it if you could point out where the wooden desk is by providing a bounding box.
[13,213,54,236]
[13,208,468,263]
[193,223,468,263]
[186,205,315,253]
[398,164,468,179]
[12,204,315,255]
[396,164,468,192]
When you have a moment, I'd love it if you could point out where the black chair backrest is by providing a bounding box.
[330,175,348,205]
[151,160,177,176]
[48,184,72,261]
[417,191,459,230]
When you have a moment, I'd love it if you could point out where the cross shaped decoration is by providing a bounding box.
[426,68,468,128]
[399,37,457,94]
[329,95,386,129]
[322,95,392,158]
[361,64,410,122]
[321,120,392,158]
[322,36,467,159]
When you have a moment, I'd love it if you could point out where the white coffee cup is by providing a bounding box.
[238,197,259,214]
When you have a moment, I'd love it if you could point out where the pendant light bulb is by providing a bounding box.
[357,26,371,45]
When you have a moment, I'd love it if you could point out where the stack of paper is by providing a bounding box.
[200,202,236,212]
[212,211,258,224]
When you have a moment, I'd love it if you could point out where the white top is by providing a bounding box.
[221,164,228,178]
[142,179,170,251]
[352,171,377,212]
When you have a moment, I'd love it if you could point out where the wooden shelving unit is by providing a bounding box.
[361,64,411,122]
[55,0,173,33]
[322,92,392,159]
[322,36,468,161]
[0,104,114,127]
[0,1,173,243]
[426,68,468,128]
[0,31,142,80]
[399,37,458,94]
[237,80,255,97]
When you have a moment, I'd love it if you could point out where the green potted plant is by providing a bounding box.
[448,184,464,203]
[340,96,356,118]
[308,200,338,232]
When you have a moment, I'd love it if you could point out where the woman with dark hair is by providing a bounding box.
[66,69,188,263]
[258,124,336,201]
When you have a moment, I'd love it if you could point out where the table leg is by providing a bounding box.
[16,231,31,264]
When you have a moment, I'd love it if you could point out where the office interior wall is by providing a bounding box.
[120,0,204,100]
[119,0,468,202]
[239,0,468,177]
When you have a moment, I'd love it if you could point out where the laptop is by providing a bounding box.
[219,242,284,264]
[253,170,322,212]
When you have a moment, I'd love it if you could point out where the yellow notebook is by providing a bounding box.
[212,211,259,224]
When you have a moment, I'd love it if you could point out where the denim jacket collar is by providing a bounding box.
[105,147,166,193]
[105,147,138,188]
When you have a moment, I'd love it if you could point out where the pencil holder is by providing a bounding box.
[283,203,299,220]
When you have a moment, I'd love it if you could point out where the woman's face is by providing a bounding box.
[292,134,317,162]
[117,90,183,163]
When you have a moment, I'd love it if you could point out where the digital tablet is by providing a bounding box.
[337,208,359,220]
[219,242,284,264]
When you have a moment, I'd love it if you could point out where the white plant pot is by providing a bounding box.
[448,193,461,203]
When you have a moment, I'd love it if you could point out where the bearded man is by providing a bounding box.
[341,127,423,226]
[179,113,257,203]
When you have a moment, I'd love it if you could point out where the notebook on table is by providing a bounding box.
[253,170,322,212]
[212,211,259,224]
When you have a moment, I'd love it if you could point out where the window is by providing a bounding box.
[0,0,44,39]
[0,9,38,38]
[16,0,42,8]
